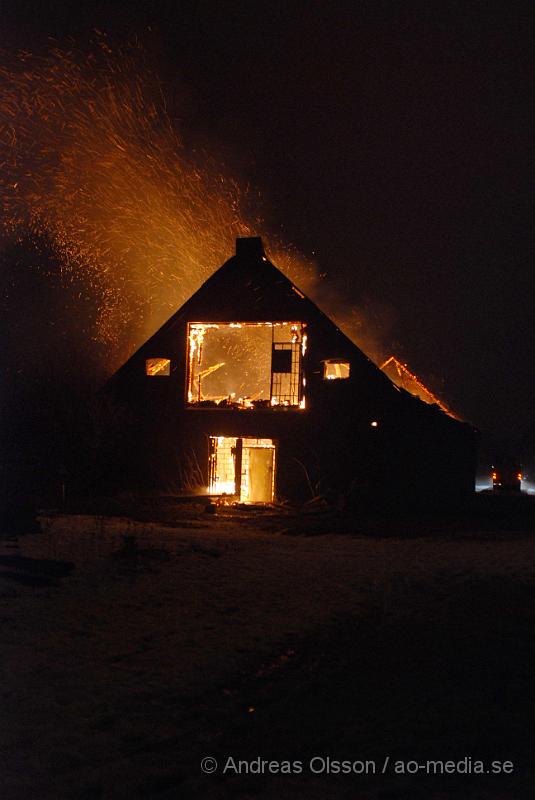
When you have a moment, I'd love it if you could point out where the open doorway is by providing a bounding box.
[208,436,276,503]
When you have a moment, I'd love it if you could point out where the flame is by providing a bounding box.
[381,355,457,418]
[145,357,170,376]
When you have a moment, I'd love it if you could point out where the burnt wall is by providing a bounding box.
[97,248,477,508]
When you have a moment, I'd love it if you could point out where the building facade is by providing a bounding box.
[100,237,477,507]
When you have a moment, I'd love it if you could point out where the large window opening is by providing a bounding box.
[187,322,306,409]
[208,436,276,503]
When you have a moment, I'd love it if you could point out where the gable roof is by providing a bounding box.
[110,237,398,392]
[102,237,477,434]
[107,237,398,397]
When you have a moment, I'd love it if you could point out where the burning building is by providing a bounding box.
[100,237,477,507]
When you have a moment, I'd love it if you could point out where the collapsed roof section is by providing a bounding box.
[381,355,458,419]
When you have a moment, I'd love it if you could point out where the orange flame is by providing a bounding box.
[381,355,457,418]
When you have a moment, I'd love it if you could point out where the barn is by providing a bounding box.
[100,237,477,508]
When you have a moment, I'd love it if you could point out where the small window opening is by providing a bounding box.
[323,360,350,380]
[146,358,171,376]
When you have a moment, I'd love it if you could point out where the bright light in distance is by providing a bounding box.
[370,420,379,428]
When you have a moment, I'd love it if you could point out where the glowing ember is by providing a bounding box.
[0,34,404,391]
[381,355,457,418]
[0,36,316,364]
[145,357,171,376]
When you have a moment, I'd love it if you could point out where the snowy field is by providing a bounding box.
[1,512,535,798]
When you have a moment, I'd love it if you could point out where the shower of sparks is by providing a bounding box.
[0,32,406,392]
[0,35,318,364]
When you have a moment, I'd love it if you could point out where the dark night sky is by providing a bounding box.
[2,0,535,472]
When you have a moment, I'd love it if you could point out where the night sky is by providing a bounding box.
[2,1,535,475]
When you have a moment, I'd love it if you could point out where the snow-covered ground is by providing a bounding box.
[1,514,535,798]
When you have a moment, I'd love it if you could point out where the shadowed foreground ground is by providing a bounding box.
[1,506,535,798]
[206,575,535,799]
